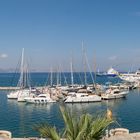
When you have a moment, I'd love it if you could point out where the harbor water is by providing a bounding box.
[0,73,140,137]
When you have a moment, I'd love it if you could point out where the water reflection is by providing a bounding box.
[102,98,126,109]
[64,98,125,117]
[5,90,140,136]
[7,99,59,137]
[7,100,55,114]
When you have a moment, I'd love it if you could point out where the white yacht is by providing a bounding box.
[7,89,30,100]
[101,89,128,100]
[7,90,19,99]
[64,92,101,103]
[17,89,37,102]
[24,94,56,104]
[119,69,140,82]
[7,48,34,101]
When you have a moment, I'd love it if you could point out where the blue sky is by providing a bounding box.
[0,0,140,72]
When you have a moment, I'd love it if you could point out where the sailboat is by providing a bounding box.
[101,88,128,100]
[64,43,102,103]
[7,48,33,101]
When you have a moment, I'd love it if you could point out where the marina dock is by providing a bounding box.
[0,87,43,90]
[0,87,20,90]
[104,132,140,140]
[1,132,140,140]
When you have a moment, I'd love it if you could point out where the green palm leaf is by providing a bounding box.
[33,123,61,140]
[34,106,114,140]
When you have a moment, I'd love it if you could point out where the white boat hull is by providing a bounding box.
[7,89,31,102]
[7,93,18,99]
[101,91,128,100]
[24,94,56,104]
[64,94,101,103]
[17,94,35,102]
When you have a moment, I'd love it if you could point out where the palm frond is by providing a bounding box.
[33,123,61,140]
[60,106,77,140]
[33,106,114,140]
[89,115,114,140]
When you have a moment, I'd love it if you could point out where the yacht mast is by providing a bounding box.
[19,48,24,89]
[70,57,74,87]
[56,67,59,86]
[59,65,62,86]
[82,41,87,86]
[85,51,95,84]
[50,67,53,87]
[60,72,61,85]
[93,53,97,84]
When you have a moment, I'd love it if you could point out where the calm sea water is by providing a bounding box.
[0,73,140,137]
[0,72,121,87]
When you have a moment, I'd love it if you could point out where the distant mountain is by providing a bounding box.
[0,68,43,73]
[0,68,16,73]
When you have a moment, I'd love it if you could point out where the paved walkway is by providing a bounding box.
[104,132,140,140]
[1,133,140,140]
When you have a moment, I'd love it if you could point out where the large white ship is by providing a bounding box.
[106,67,119,77]
[119,69,140,82]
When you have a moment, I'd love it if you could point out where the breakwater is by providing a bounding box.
[0,87,20,90]
[0,87,44,90]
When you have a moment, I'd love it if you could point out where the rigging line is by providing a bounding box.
[56,67,59,86]
[82,41,87,85]
[19,48,24,88]
[72,61,82,86]
[70,57,74,87]
[26,56,31,87]
[50,67,53,87]
[59,64,68,86]
[85,50,95,85]
[26,62,31,88]
[59,68,62,85]
[92,51,97,85]
[10,57,21,88]
[78,72,83,85]
[44,72,50,87]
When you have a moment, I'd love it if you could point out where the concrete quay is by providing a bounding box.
[1,134,140,140]
[0,87,43,90]
[0,87,20,90]
[103,132,140,140]
[1,133,140,140]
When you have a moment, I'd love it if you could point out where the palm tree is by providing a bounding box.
[34,106,114,140]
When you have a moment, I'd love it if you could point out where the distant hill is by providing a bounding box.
[0,68,15,73]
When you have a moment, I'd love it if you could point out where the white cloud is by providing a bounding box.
[0,53,8,59]
[108,56,117,61]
